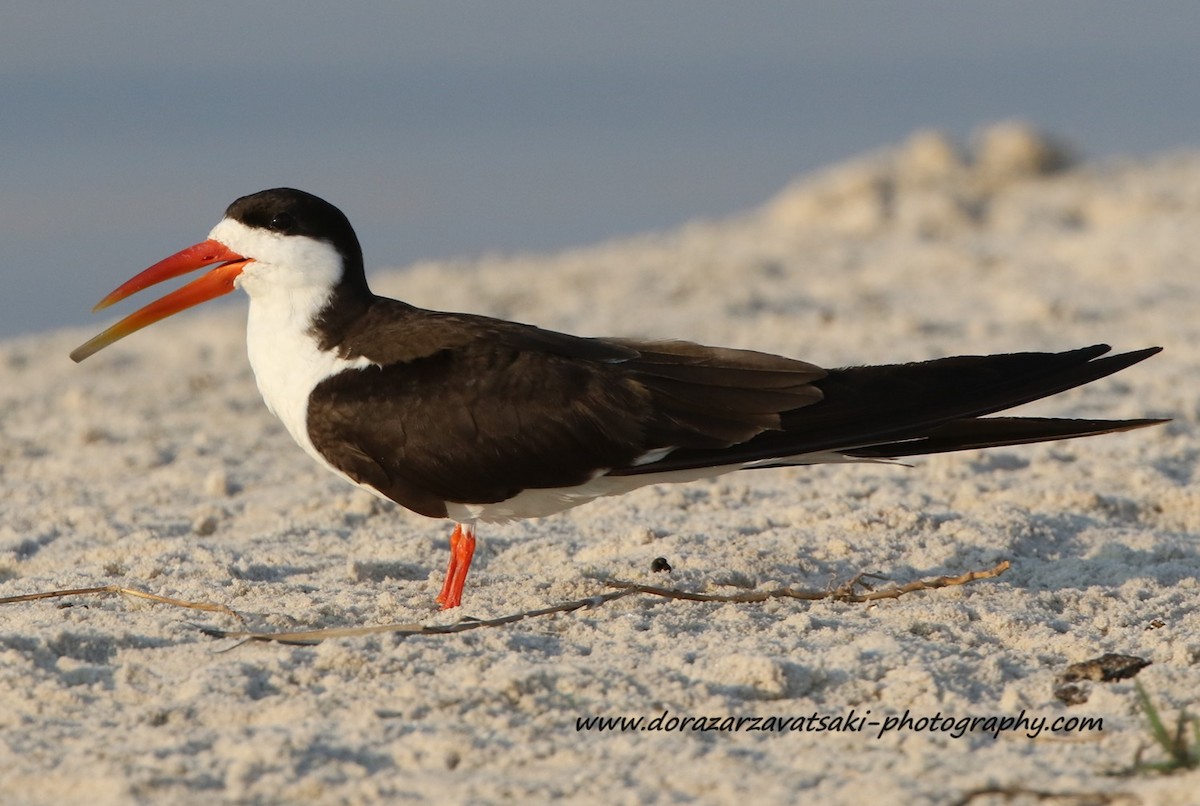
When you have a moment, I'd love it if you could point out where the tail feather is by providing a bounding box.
[841,416,1167,459]
[609,345,1163,476]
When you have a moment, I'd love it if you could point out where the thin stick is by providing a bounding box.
[203,587,648,646]
[607,559,1012,604]
[0,584,245,622]
[203,560,1011,646]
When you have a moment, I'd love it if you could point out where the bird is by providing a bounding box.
[70,187,1165,609]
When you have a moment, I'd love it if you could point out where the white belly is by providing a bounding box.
[444,451,877,524]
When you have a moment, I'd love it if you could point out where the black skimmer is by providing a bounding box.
[70,188,1165,609]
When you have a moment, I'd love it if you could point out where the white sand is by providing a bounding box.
[2,123,1198,803]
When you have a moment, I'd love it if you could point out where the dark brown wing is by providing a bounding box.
[305,299,826,514]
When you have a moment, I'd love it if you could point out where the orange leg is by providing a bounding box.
[435,522,477,609]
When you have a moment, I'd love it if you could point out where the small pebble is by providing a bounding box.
[204,469,232,497]
[192,514,219,536]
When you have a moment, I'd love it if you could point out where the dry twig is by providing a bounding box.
[202,559,1012,646]
[0,560,1010,646]
[0,584,245,622]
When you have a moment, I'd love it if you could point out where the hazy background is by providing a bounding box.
[4,1,1199,340]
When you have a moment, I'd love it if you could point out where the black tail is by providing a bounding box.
[611,344,1164,475]
[840,415,1163,459]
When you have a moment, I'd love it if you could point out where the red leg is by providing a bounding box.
[435,523,463,605]
[435,522,476,609]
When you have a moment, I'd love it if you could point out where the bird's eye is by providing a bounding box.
[269,212,295,233]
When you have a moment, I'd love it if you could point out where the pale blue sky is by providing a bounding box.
[4,1,1199,338]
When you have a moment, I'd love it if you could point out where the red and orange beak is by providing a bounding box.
[70,239,253,362]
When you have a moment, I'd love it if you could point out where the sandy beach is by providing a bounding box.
[2,124,1198,803]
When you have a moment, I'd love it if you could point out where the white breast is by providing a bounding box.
[243,292,374,476]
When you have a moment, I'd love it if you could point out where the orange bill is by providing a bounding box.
[70,240,251,363]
